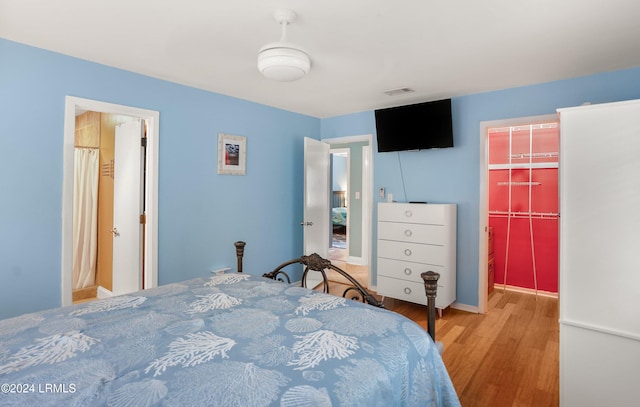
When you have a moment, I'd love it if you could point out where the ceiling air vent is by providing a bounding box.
[383,87,415,96]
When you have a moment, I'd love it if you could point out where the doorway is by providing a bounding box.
[322,135,373,289]
[478,114,558,313]
[329,148,349,261]
[61,96,159,306]
[71,112,145,302]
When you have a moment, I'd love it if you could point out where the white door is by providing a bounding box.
[112,120,144,296]
[303,137,330,288]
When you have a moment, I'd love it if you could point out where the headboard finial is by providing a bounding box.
[234,241,246,273]
[421,271,440,341]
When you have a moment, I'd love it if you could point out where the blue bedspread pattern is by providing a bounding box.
[0,273,459,406]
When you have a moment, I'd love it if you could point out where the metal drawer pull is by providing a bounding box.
[405,210,413,217]
[404,268,412,275]
[404,249,412,256]
[404,229,412,237]
[404,287,412,295]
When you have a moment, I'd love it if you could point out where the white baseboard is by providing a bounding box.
[448,285,557,315]
[496,284,559,298]
[97,285,113,299]
[451,302,479,313]
[346,256,366,266]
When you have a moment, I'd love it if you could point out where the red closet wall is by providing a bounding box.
[488,124,559,293]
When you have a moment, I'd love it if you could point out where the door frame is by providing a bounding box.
[61,96,159,306]
[322,134,373,285]
[478,113,557,314]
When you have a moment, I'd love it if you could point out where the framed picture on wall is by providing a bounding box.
[217,133,246,175]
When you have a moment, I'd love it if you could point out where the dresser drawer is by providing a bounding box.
[378,202,450,225]
[378,240,445,266]
[377,257,451,288]
[378,221,446,245]
[377,276,449,309]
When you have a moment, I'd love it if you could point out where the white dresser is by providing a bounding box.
[377,202,456,310]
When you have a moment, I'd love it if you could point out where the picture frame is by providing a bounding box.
[217,133,246,175]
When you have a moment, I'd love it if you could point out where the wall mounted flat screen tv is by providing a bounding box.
[375,99,453,152]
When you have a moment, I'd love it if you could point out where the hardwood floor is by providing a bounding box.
[326,274,559,406]
[437,290,559,406]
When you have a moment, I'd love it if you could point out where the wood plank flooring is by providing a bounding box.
[324,264,559,407]
[436,290,559,406]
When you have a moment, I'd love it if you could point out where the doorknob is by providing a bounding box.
[299,221,314,226]
[110,227,120,237]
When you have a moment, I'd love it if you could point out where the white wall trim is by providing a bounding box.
[322,134,370,145]
[346,256,366,266]
[361,145,372,273]
[451,302,479,314]
[498,284,558,298]
[62,96,159,306]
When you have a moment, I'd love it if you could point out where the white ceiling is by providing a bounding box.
[2,0,640,118]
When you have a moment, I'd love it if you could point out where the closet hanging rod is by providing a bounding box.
[510,151,558,159]
[489,210,559,218]
[497,181,541,187]
[74,145,99,149]
[489,163,558,170]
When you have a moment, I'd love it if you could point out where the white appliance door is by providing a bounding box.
[303,137,330,288]
[112,120,144,296]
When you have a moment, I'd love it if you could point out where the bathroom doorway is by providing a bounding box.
[61,96,159,306]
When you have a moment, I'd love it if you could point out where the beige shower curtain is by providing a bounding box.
[73,148,99,289]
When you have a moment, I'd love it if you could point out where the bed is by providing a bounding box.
[331,206,347,228]
[332,191,347,234]
[0,250,460,406]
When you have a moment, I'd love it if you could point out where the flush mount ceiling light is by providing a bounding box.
[258,9,310,82]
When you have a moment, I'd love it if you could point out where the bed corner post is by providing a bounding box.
[234,241,246,273]
[421,271,440,341]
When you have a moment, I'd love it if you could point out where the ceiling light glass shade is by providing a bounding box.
[258,42,310,82]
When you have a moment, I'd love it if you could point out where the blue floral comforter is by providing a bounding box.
[0,273,460,406]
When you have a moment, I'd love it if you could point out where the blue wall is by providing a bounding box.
[0,39,319,320]
[322,66,640,309]
[2,37,640,319]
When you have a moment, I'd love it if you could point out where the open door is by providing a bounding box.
[302,137,330,288]
[111,120,144,295]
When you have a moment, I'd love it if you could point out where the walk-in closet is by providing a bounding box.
[487,121,559,295]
